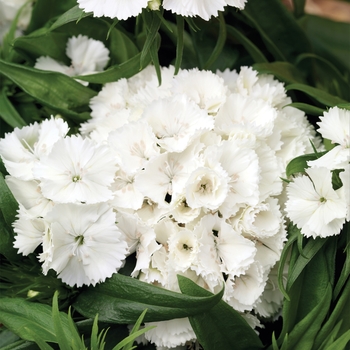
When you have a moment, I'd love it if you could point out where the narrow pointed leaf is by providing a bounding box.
[284,103,324,116]
[50,5,92,31]
[285,83,347,107]
[0,298,73,344]
[286,151,327,177]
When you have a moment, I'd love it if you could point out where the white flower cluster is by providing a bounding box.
[77,0,247,21]
[285,107,350,239]
[0,65,320,349]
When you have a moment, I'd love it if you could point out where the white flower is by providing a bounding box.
[13,207,47,256]
[0,117,69,180]
[163,0,246,21]
[141,94,213,153]
[35,35,109,85]
[172,68,227,114]
[5,176,54,217]
[225,262,265,312]
[215,93,277,140]
[168,225,200,272]
[308,107,350,170]
[77,0,148,20]
[108,121,160,173]
[185,166,229,210]
[33,135,117,204]
[205,139,260,217]
[110,169,144,210]
[144,318,195,348]
[135,145,202,208]
[115,212,160,277]
[46,203,128,287]
[285,167,347,238]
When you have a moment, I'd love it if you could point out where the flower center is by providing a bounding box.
[320,197,327,203]
[75,235,84,245]
[72,175,82,182]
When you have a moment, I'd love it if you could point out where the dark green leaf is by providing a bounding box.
[0,172,18,226]
[226,24,268,63]
[284,102,324,116]
[73,274,223,324]
[76,52,150,84]
[0,298,72,344]
[299,15,350,73]
[203,13,227,69]
[178,276,263,350]
[0,89,27,129]
[243,0,311,62]
[0,60,96,120]
[293,0,306,18]
[324,330,350,350]
[50,5,92,31]
[174,16,184,75]
[254,62,306,84]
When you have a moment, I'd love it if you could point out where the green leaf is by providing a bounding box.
[286,237,327,291]
[286,83,348,107]
[284,102,325,116]
[25,0,78,33]
[52,292,71,350]
[285,284,332,350]
[0,173,18,227]
[0,89,27,129]
[299,15,350,73]
[286,151,327,177]
[76,52,150,84]
[314,277,350,350]
[140,10,162,70]
[73,274,223,324]
[226,24,268,63]
[324,330,350,350]
[0,298,72,343]
[203,13,227,69]
[50,5,92,31]
[293,0,306,18]
[0,60,96,121]
[242,0,311,62]
[253,62,306,84]
[178,275,263,350]
[174,16,184,75]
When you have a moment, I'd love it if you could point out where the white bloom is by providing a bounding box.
[115,212,160,277]
[5,176,54,217]
[214,216,257,276]
[185,166,229,210]
[163,0,246,21]
[205,139,260,217]
[168,226,200,272]
[172,68,227,114]
[13,207,47,256]
[285,167,347,238]
[35,35,109,85]
[0,117,69,180]
[225,262,265,312]
[110,169,144,210]
[215,93,277,140]
[135,145,202,208]
[33,135,117,204]
[46,203,128,287]
[308,107,350,170]
[108,121,160,173]
[145,318,195,348]
[77,0,148,20]
[142,94,213,153]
